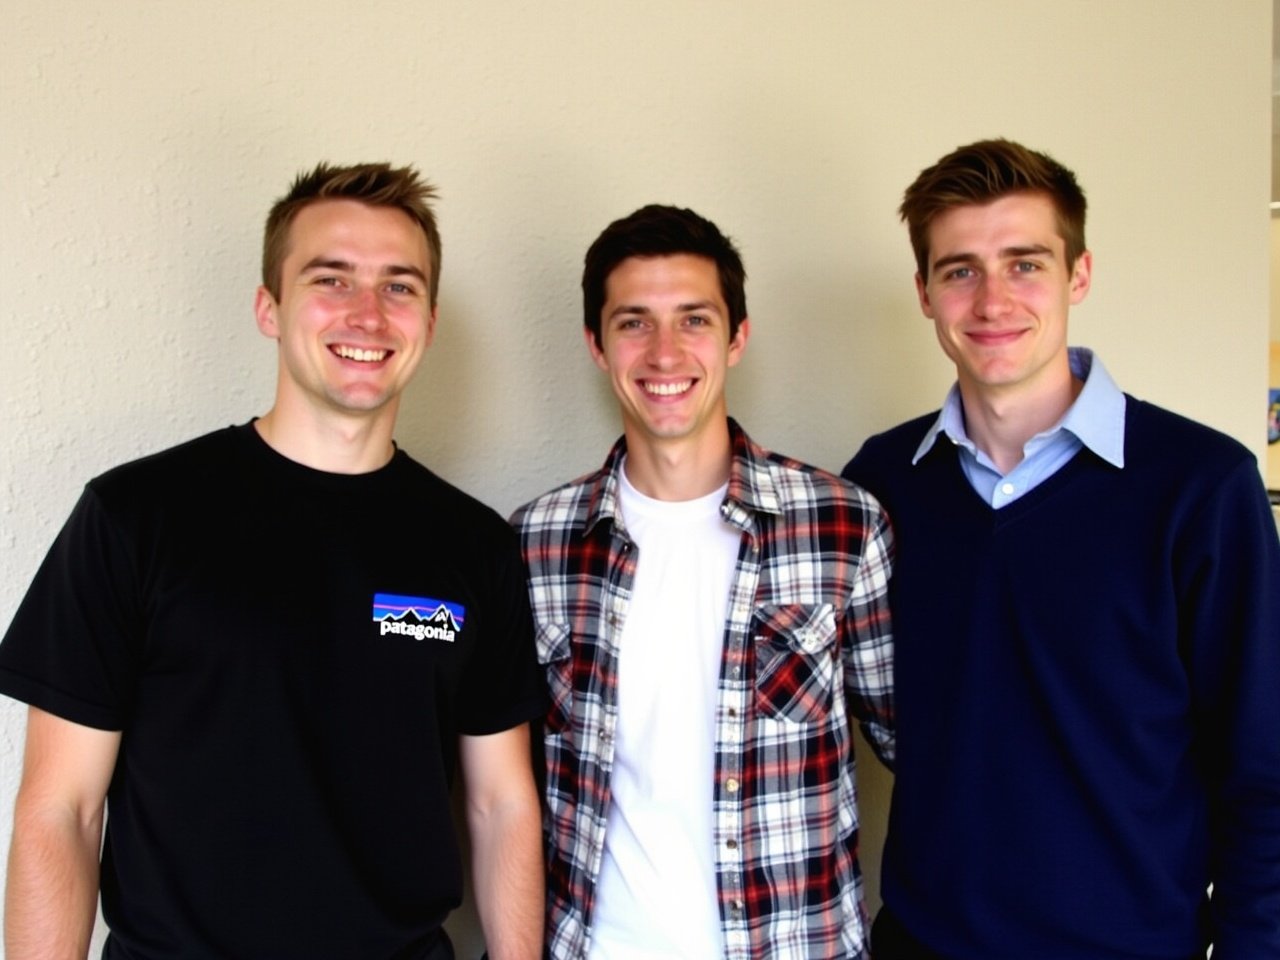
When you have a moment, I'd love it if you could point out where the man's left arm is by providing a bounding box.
[459,723,544,960]
[842,500,895,770]
[1189,461,1280,957]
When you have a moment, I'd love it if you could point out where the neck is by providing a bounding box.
[621,426,733,502]
[958,371,1082,475]
[254,400,399,474]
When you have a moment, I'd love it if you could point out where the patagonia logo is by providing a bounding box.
[373,593,465,643]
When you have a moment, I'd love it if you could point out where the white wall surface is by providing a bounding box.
[1,1,1271,955]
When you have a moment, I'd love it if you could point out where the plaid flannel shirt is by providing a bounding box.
[511,420,895,959]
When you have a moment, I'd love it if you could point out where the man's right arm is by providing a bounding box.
[5,706,120,960]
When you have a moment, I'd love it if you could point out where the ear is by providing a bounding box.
[424,305,439,350]
[726,317,750,368]
[254,286,280,338]
[584,325,609,372]
[914,272,935,319]
[1068,251,1092,305]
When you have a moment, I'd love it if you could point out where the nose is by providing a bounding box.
[645,323,680,368]
[975,273,1013,319]
[347,285,388,330]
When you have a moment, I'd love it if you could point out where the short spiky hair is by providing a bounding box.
[262,162,442,305]
[900,139,1087,277]
[581,204,747,348]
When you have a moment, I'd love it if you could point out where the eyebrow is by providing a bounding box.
[930,244,1055,274]
[606,299,724,320]
[299,257,429,284]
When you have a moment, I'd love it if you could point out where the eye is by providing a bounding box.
[314,275,343,287]
[1012,260,1041,274]
[685,314,710,326]
[942,266,974,282]
[386,282,417,295]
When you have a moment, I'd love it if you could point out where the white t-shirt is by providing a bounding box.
[588,463,741,960]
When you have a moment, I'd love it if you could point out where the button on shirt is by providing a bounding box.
[912,348,1126,507]
[511,420,895,960]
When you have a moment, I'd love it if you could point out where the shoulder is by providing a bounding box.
[1123,398,1256,490]
[748,442,889,530]
[391,453,518,543]
[848,412,938,467]
[1120,398,1271,534]
[840,412,939,489]
[87,425,244,503]
[739,444,894,590]
[509,468,603,534]
[1125,398,1253,464]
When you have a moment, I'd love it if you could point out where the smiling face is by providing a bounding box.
[588,253,748,462]
[918,192,1091,407]
[255,199,437,426]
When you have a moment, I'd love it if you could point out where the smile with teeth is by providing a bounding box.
[642,379,694,397]
[333,344,389,363]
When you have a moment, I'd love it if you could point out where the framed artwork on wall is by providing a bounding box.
[1270,344,1280,511]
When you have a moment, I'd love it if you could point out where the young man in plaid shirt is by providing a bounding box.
[511,205,894,959]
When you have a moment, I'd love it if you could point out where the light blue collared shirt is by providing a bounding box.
[912,347,1127,508]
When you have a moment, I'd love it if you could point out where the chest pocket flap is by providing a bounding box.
[753,602,839,723]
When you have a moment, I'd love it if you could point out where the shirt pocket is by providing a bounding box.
[537,621,573,734]
[753,603,839,723]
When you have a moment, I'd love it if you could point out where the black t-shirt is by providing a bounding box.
[0,424,544,959]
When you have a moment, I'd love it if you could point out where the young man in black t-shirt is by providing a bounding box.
[0,164,544,960]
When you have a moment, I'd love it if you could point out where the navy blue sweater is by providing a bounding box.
[844,398,1280,959]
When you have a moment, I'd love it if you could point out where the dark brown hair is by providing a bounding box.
[581,204,747,348]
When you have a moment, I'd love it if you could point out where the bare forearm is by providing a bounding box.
[5,805,102,960]
[469,796,544,960]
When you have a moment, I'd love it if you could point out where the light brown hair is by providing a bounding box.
[262,162,441,305]
[900,139,1087,277]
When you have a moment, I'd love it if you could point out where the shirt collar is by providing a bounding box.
[912,347,1126,468]
[585,417,783,536]
[1058,348,1125,468]
[911,383,967,464]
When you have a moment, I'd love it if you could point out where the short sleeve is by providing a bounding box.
[454,526,545,736]
[0,485,141,730]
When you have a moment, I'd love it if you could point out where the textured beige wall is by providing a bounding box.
[0,1,1271,955]
[1273,216,1280,341]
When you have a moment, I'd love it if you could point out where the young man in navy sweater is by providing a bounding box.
[843,139,1280,959]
